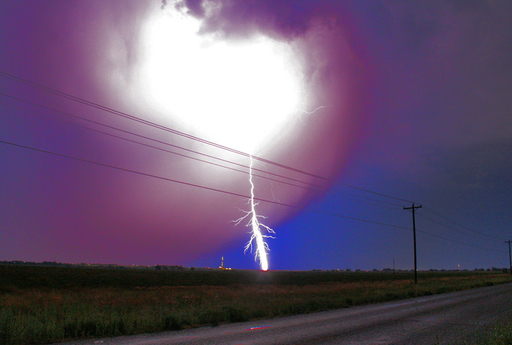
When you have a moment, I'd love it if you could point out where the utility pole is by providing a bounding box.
[404,203,422,283]
[506,240,512,275]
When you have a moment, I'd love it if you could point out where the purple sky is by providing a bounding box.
[1,0,511,271]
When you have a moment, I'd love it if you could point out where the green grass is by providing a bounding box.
[481,320,512,345]
[0,265,510,344]
[458,314,512,345]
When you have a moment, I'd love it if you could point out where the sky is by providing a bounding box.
[1,0,511,271]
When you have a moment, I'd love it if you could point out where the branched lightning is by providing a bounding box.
[294,105,328,123]
[231,105,326,271]
[298,105,328,115]
[233,155,275,271]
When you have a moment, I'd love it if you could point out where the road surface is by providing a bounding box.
[56,283,512,345]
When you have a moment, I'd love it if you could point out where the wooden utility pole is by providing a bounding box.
[506,240,512,275]
[404,203,422,283]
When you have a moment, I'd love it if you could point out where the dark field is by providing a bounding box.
[1,265,511,344]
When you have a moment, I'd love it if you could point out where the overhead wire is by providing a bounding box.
[402,207,509,255]
[0,89,412,210]
[417,212,506,242]
[422,205,506,241]
[2,71,506,254]
[0,70,416,205]
[0,93,507,257]
[0,137,411,231]
[0,94,366,202]
[0,71,327,180]
[0,98,315,192]
[335,183,414,204]
[416,228,507,253]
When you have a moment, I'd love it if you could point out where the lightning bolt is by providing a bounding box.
[233,155,275,271]
[232,104,326,270]
[298,105,328,115]
[294,105,329,123]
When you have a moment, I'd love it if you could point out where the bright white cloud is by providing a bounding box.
[135,5,305,154]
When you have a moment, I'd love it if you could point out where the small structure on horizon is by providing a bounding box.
[219,256,231,270]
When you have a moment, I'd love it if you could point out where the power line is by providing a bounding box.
[0,99,316,193]
[1,91,506,257]
[3,131,505,266]
[0,138,410,231]
[417,213,503,243]
[329,186,404,208]
[306,208,410,230]
[338,183,414,204]
[0,93,319,187]
[0,70,417,206]
[422,206,506,241]
[410,206,507,261]
[2,77,506,253]
[0,95,412,217]
[417,229,506,253]
[332,194,402,211]
[0,71,327,181]
[0,87,414,210]
[0,94,406,211]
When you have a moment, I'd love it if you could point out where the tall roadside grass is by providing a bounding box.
[0,265,510,344]
[483,319,512,345]
[466,314,512,345]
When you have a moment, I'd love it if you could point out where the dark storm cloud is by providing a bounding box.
[184,0,206,17]
[430,139,512,195]
[176,0,354,41]
[352,0,512,171]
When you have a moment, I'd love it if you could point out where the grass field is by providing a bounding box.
[0,265,511,344]
[478,319,512,345]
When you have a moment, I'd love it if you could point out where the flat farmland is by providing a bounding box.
[0,265,511,345]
